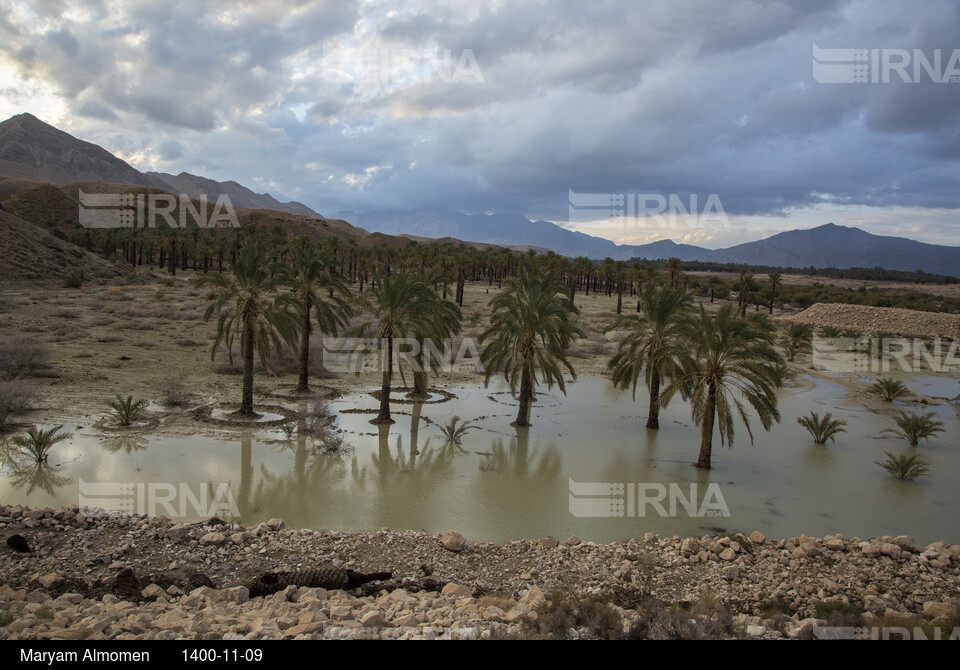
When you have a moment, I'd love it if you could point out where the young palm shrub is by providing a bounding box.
[868,377,910,402]
[480,266,582,427]
[882,410,945,447]
[196,244,300,415]
[797,411,847,444]
[439,416,478,445]
[660,304,786,469]
[779,323,813,362]
[107,394,148,426]
[275,238,353,392]
[818,326,844,339]
[606,284,693,429]
[875,452,930,481]
[10,425,72,463]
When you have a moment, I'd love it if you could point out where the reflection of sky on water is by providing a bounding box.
[2,375,958,544]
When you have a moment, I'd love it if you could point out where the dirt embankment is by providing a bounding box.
[779,303,960,340]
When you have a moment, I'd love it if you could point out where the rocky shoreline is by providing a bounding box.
[1,504,958,640]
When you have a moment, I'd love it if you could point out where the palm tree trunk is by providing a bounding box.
[412,342,427,396]
[374,335,394,423]
[769,287,775,314]
[646,367,661,429]
[514,362,533,427]
[297,306,311,393]
[695,383,716,469]
[240,318,255,415]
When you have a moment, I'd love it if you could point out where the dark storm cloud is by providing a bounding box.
[1,0,959,244]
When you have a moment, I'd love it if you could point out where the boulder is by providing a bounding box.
[440,530,466,552]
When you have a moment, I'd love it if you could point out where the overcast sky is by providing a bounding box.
[2,0,959,248]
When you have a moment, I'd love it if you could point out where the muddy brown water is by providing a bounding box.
[2,375,958,545]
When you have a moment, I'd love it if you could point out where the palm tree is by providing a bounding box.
[707,276,722,303]
[737,270,754,318]
[883,410,945,447]
[439,416,479,446]
[106,394,148,426]
[479,267,582,427]
[876,452,930,481]
[661,304,785,469]
[352,271,448,424]
[868,377,911,403]
[667,258,682,288]
[276,239,353,392]
[196,244,300,415]
[797,411,847,444]
[767,273,782,314]
[411,271,463,397]
[780,323,813,362]
[10,425,72,464]
[606,284,693,429]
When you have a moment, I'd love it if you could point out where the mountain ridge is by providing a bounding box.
[0,113,319,217]
[2,112,958,277]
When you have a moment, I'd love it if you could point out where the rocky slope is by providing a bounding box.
[1,505,958,640]
[780,303,960,340]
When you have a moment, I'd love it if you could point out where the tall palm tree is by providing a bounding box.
[196,245,300,414]
[667,258,682,288]
[353,271,448,424]
[410,271,463,397]
[661,304,785,469]
[276,238,353,392]
[479,267,582,427]
[607,285,694,429]
[767,273,782,314]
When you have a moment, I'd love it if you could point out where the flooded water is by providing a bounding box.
[2,375,958,544]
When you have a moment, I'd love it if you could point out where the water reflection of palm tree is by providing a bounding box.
[372,424,450,480]
[253,436,356,529]
[237,435,253,520]
[482,428,561,479]
[8,460,72,496]
[101,436,149,454]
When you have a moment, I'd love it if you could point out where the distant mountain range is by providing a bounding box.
[337,209,710,262]
[0,113,319,217]
[2,112,958,277]
[338,209,960,276]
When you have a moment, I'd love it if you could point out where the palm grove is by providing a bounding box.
[183,223,798,470]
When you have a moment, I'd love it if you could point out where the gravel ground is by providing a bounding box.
[779,303,960,340]
[1,504,958,640]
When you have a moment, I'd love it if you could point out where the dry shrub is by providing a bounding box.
[158,378,190,406]
[527,592,623,640]
[302,393,334,435]
[626,596,734,640]
[0,380,39,430]
[0,336,51,379]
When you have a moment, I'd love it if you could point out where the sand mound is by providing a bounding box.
[780,302,959,340]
